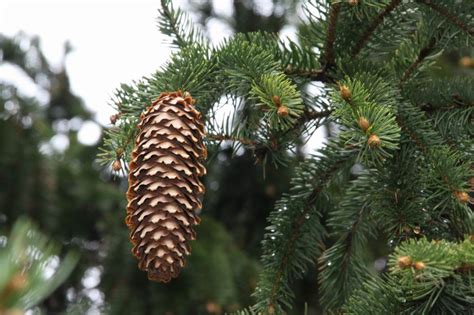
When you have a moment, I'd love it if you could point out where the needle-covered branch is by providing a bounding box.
[345,238,474,314]
[98,0,474,313]
[351,0,402,57]
[253,142,356,314]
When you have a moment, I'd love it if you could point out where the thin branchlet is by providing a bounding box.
[416,0,474,36]
[399,37,437,86]
[304,109,334,120]
[351,0,402,57]
[284,67,334,83]
[206,133,257,146]
[268,152,352,309]
[324,3,342,68]
[160,0,187,47]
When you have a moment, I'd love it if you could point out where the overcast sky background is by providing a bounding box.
[0,0,324,150]
[0,0,187,122]
[0,0,239,147]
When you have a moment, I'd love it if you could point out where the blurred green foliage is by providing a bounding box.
[0,218,78,314]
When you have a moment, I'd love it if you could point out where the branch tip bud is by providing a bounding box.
[339,85,352,101]
[397,256,412,269]
[414,261,426,270]
[277,106,289,117]
[454,191,469,204]
[368,134,381,148]
[272,95,282,107]
[357,116,370,132]
[112,160,122,171]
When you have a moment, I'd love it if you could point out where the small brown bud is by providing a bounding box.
[5,273,28,294]
[110,113,119,125]
[348,0,358,5]
[368,134,381,148]
[112,160,122,171]
[339,85,352,101]
[454,191,469,204]
[277,106,289,117]
[268,304,275,315]
[397,256,412,269]
[115,148,124,158]
[205,302,222,314]
[459,57,474,68]
[272,95,282,107]
[414,261,426,270]
[357,116,370,132]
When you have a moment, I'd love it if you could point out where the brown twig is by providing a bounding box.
[284,67,334,83]
[304,108,334,120]
[420,99,474,113]
[396,116,428,153]
[416,0,474,36]
[324,3,342,67]
[351,0,402,57]
[268,154,351,309]
[396,114,460,192]
[283,3,342,84]
[455,263,474,273]
[205,133,257,146]
[399,37,437,86]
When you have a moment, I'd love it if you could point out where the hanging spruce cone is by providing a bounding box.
[126,91,206,282]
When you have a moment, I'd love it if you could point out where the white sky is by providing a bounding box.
[0,0,324,151]
[0,0,179,126]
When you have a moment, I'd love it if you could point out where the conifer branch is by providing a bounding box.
[284,2,343,83]
[351,0,402,57]
[284,67,334,83]
[346,238,474,314]
[266,150,353,311]
[158,0,206,48]
[396,103,471,210]
[96,1,473,312]
[160,0,187,48]
[399,37,437,86]
[420,99,474,113]
[324,3,342,68]
[416,0,474,36]
[319,175,374,311]
[205,133,257,146]
[304,108,334,120]
[396,116,429,153]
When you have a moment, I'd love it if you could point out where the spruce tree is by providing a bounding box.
[100,0,473,314]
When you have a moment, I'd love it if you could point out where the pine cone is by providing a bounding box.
[126,91,207,282]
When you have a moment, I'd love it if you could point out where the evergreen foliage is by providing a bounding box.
[97,0,473,314]
[0,218,78,313]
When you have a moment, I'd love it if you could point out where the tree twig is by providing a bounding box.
[284,67,334,83]
[304,108,334,121]
[420,98,474,113]
[283,3,342,84]
[205,133,257,146]
[324,3,342,68]
[268,153,352,309]
[416,0,474,36]
[351,0,402,57]
[399,37,437,86]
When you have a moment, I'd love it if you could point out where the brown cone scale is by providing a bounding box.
[126,91,206,282]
